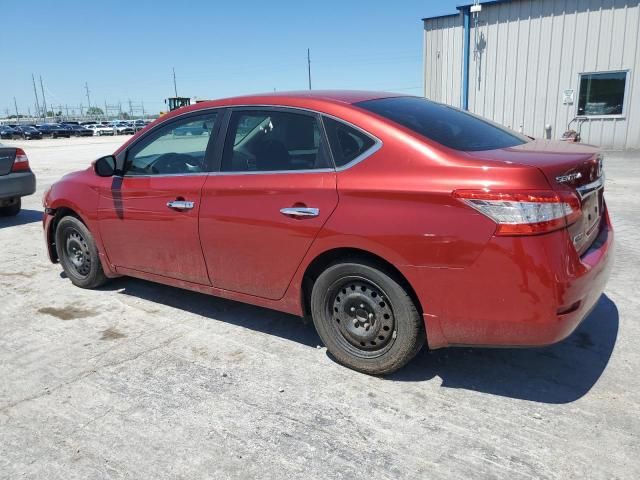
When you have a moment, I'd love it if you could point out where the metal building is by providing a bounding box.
[423,0,640,150]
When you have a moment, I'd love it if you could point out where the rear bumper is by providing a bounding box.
[0,171,36,202]
[405,206,614,349]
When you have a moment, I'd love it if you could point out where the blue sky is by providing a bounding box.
[1,0,460,115]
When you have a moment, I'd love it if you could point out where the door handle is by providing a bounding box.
[280,207,320,218]
[167,200,195,210]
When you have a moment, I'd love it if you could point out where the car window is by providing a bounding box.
[221,110,330,172]
[323,117,376,167]
[356,96,528,152]
[125,113,217,176]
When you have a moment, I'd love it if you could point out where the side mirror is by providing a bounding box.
[94,155,116,177]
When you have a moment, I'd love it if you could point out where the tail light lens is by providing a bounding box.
[11,148,30,172]
[453,190,581,235]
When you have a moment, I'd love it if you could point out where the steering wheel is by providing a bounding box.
[150,153,196,174]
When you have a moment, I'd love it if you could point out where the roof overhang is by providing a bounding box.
[422,0,510,21]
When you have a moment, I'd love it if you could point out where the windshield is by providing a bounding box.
[355,96,528,152]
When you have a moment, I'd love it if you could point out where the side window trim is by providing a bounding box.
[216,106,334,174]
[320,114,382,171]
[115,108,225,177]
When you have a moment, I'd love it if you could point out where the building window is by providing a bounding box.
[577,71,628,117]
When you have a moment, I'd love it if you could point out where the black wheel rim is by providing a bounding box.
[65,228,91,277]
[327,276,396,358]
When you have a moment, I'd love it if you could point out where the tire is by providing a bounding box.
[311,261,425,375]
[55,216,108,289]
[0,198,20,216]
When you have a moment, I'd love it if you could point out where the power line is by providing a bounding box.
[39,76,48,116]
[173,67,178,97]
[32,74,41,118]
[85,82,92,109]
[307,48,312,90]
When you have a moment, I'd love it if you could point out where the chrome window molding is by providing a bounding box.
[117,172,208,178]
[212,168,335,176]
[123,103,384,176]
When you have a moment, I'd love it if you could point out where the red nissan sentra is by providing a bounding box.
[42,91,614,374]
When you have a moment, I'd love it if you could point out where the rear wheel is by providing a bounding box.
[55,216,108,289]
[311,261,424,375]
[0,198,20,216]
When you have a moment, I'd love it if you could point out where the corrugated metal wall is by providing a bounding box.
[424,0,640,150]
[423,14,463,108]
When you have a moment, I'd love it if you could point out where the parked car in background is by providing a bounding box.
[0,126,19,140]
[42,91,613,375]
[13,125,43,140]
[86,125,115,136]
[110,123,134,135]
[129,122,145,133]
[36,124,71,138]
[0,144,36,216]
[173,121,209,136]
[63,124,94,137]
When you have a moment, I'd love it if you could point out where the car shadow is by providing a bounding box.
[102,277,322,348]
[97,275,618,403]
[0,209,42,228]
[387,294,619,404]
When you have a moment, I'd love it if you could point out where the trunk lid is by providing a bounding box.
[464,140,604,255]
[0,147,17,176]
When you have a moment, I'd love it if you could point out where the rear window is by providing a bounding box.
[356,96,527,151]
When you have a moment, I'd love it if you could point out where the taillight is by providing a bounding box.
[453,189,581,235]
[11,148,30,172]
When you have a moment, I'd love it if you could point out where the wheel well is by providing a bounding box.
[301,248,423,320]
[47,207,85,262]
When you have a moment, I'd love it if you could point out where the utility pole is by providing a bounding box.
[172,67,178,97]
[39,76,48,118]
[307,48,312,90]
[84,82,92,110]
[32,74,41,118]
[13,97,19,119]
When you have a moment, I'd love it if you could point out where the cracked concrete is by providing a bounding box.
[0,137,638,479]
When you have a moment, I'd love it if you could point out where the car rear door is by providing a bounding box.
[97,111,221,285]
[199,107,338,300]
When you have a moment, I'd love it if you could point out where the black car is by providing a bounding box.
[63,124,94,137]
[0,144,36,216]
[0,126,19,140]
[13,125,43,140]
[36,124,71,138]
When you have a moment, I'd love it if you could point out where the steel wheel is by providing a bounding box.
[55,216,108,289]
[311,260,424,375]
[65,229,92,277]
[328,277,397,358]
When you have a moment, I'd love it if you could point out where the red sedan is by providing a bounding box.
[42,91,614,374]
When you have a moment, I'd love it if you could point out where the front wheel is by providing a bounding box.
[55,216,108,289]
[311,261,425,375]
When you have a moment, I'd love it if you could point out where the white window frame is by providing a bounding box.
[575,69,630,120]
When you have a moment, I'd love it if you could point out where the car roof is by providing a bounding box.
[157,90,409,125]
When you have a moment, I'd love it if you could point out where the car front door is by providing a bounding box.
[199,108,338,300]
[97,111,220,285]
